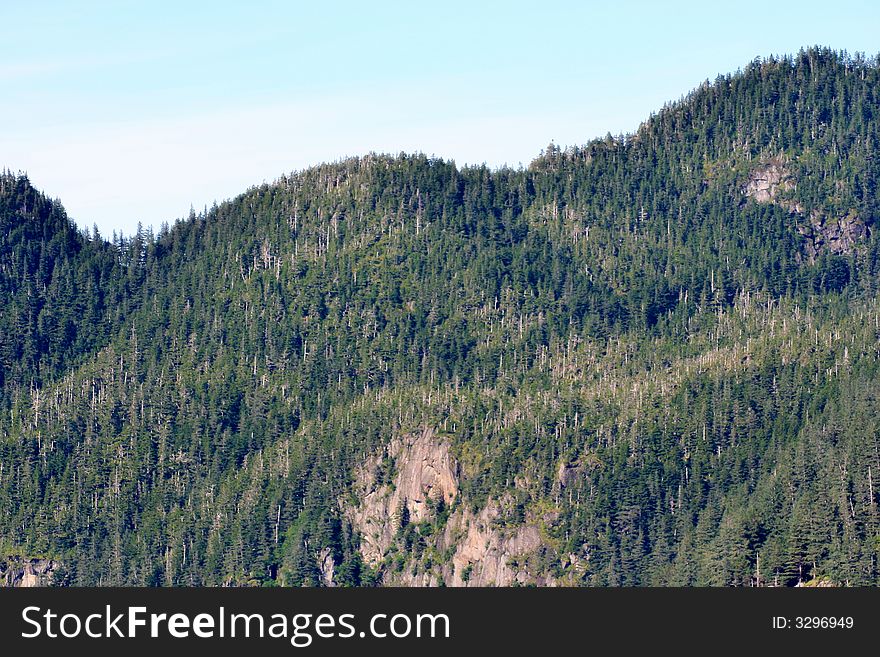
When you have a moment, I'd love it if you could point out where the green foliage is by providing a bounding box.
[1,48,880,586]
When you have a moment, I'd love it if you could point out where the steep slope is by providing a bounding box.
[1,47,879,586]
[0,173,129,408]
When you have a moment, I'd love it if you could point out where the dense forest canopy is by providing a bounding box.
[1,47,879,586]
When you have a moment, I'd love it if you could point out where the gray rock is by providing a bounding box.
[0,557,58,587]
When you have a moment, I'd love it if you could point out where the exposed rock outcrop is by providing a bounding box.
[798,210,868,259]
[345,428,560,586]
[743,160,798,209]
[556,452,601,488]
[378,496,556,587]
[317,547,336,587]
[441,500,546,587]
[743,159,868,259]
[346,427,459,566]
[0,557,58,587]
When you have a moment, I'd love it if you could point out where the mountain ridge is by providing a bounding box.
[2,47,879,586]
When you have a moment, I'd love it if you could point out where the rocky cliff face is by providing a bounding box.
[433,499,550,587]
[340,428,567,586]
[317,547,336,587]
[798,210,868,259]
[744,158,869,260]
[0,558,58,587]
[743,160,798,208]
[345,427,459,566]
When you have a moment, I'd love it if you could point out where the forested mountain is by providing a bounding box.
[2,47,880,586]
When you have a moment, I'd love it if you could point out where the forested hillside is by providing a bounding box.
[2,47,879,586]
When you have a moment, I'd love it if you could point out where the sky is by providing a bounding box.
[2,0,879,237]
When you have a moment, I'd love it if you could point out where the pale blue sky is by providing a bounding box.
[2,0,878,236]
